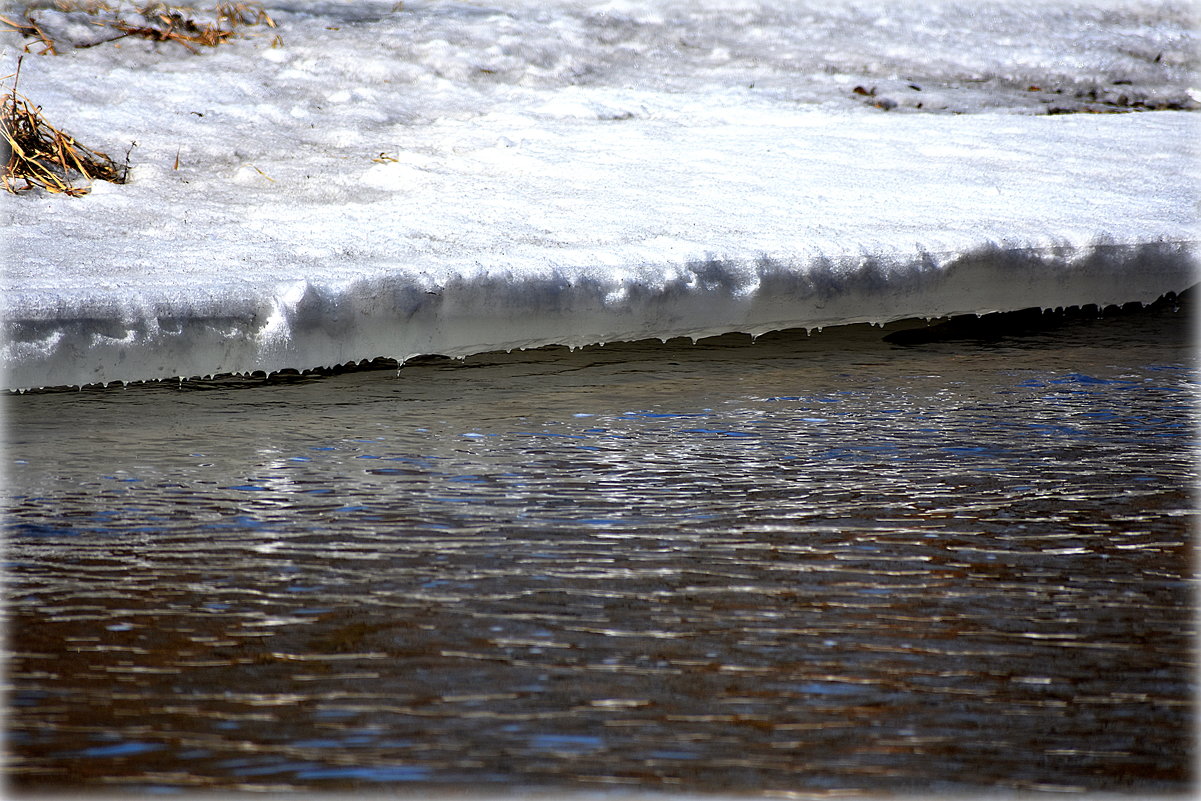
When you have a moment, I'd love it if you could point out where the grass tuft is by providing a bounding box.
[1,59,129,196]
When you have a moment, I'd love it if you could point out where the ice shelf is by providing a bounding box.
[1,1,1197,389]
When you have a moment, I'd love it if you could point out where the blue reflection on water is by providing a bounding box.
[68,742,164,759]
[294,766,431,781]
[528,734,606,753]
[8,523,80,538]
[793,681,868,696]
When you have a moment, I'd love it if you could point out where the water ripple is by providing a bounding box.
[5,301,1195,794]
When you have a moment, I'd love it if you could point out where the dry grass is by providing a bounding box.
[1,61,129,196]
[0,3,275,193]
[0,2,275,54]
[0,4,275,196]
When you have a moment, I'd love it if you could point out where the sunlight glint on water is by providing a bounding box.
[4,300,1195,795]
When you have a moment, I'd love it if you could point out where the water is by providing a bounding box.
[4,298,1195,796]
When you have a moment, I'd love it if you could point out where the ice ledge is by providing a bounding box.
[3,237,1196,390]
[3,107,1197,390]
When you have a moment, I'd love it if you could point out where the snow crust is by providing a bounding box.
[2,0,1198,389]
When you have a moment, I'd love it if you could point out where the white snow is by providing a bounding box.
[1,0,1198,389]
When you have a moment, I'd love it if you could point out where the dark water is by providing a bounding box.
[4,298,1196,796]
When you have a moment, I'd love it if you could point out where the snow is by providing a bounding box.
[1,0,1198,389]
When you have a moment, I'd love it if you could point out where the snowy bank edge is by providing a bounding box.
[3,238,1197,390]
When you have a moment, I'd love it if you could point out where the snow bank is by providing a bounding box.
[1,0,1198,389]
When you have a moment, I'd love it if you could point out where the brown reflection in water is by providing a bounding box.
[5,299,1196,794]
[9,509,1192,793]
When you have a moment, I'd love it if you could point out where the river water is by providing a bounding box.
[4,297,1195,796]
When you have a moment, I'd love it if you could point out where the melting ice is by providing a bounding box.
[1,0,1197,389]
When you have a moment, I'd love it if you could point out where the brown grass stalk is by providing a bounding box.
[1,62,128,196]
[1,2,274,54]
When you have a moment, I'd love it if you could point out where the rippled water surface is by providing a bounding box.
[5,300,1196,796]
